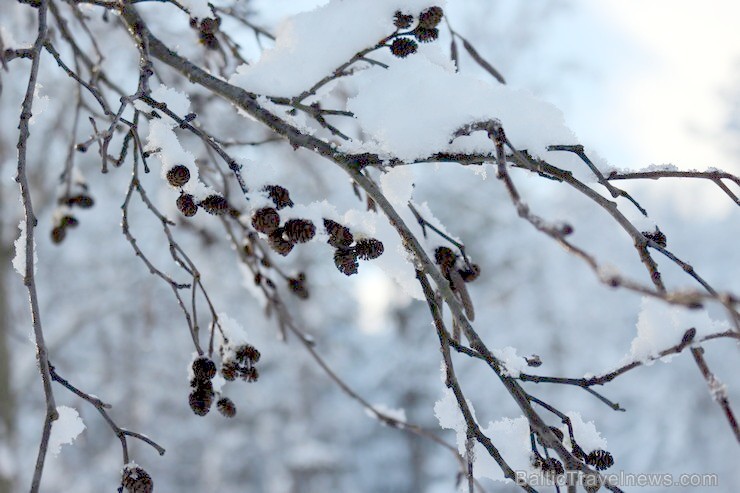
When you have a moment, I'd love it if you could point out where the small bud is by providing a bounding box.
[166,164,191,187]
[176,193,198,217]
[459,264,480,282]
[200,17,221,35]
[642,227,667,248]
[283,219,316,244]
[288,276,309,299]
[217,397,237,418]
[251,207,281,234]
[541,457,564,476]
[67,194,95,208]
[199,194,229,215]
[60,215,79,228]
[355,238,384,260]
[121,465,154,493]
[390,38,418,58]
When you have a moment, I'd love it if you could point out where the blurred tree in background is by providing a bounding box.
[1,1,738,492]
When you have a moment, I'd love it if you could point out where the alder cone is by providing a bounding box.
[166,164,190,187]
[200,194,229,215]
[355,238,384,260]
[283,218,316,244]
[176,194,197,217]
[121,466,154,493]
[251,207,280,234]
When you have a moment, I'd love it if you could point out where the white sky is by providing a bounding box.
[539,0,740,173]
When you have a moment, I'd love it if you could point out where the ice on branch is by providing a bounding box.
[623,297,729,365]
[48,406,85,457]
[229,0,441,97]
[12,219,37,277]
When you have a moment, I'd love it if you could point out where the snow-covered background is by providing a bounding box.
[0,0,737,492]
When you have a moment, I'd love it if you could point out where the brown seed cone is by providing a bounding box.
[235,344,261,364]
[67,194,95,208]
[418,6,443,29]
[268,228,294,256]
[189,386,214,416]
[217,397,237,418]
[166,164,191,187]
[390,38,418,58]
[263,185,294,210]
[334,248,359,276]
[191,356,217,382]
[51,226,66,244]
[355,238,384,260]
[459,264,480,282]
[200,194,229,215]
[324,219,354,248]
[251,207,280,234]
[413,26,439,43]
[393,11,414,29]
[434,246,457,267]
[586,449,614,471]
[121,465,154,493]
[176,193,198,217]
[221,362,238,381]
[283,219,316,244]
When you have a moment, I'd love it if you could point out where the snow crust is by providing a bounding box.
[49,406,85,457]
[229,0,440,97]
[346,54,577,161]
[623,297,729,365]
[12,219,37,277]
[180,0,212,20]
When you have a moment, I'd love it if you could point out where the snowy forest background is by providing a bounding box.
[1,1,738,492]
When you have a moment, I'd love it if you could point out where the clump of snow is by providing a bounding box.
[366,404,407,424]
[345,54,577,162]
[623,297,729,365]
[380,166,415,207]
[144,120,213,201]
[492,346,527,377]
[216,312,254,363]
[49,406,85,457]
[180,0,212,20]
[640,163,679,173]
[135,84,192,117]
[229,0,441,97]
[12,219,37,277]
[560,412,608,454]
